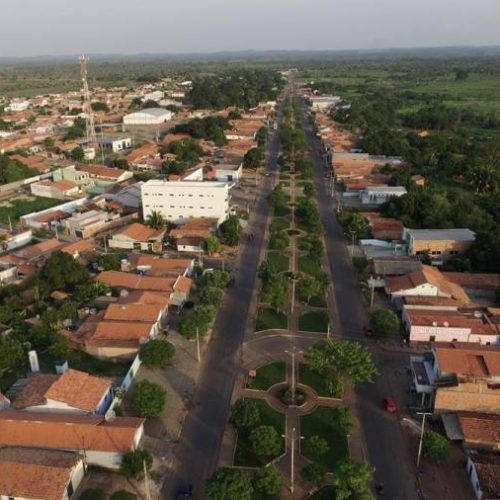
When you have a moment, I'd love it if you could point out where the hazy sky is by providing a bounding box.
[2,0,500,57]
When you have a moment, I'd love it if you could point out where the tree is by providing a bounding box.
[198,269,230,289]
[219,215,241,246]
[333,459,374,500]
[202,235,221,255]
[132,380,166,417]
[260,274,288,312]
[303,182,314,197]
[306,339,378,395]
[145,210,167,230]
[338,212,370,239]
[369,309,400,337]
[142,99,159,108]
[249,425,281,458]
[256,126,268,147]
[243,147,263,169]
[37,250,88,294]
[230,399,260,430]
[302,462,326,485]
[79,489,106,500]
[178,304,216,338]
[298,275,323,302]
[0,338,24,371]
[423,430,450,463]
[269,230,289,250]
[91,101,110,112]
[253,466,282,496]
[96,253,123,271]
[302,435,329,461]
[120,449,153,479]
[455,69,469,81]
[206,467,254,500]
[139,339,175,367]
[199,286,224,307]
[110,491,137,500]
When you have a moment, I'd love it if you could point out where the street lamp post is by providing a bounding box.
[281,426,304,495]
[350,231,356,257]
[196,328,201,363]
[416,412,432,468]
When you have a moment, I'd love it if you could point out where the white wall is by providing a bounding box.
[142,180,230,224]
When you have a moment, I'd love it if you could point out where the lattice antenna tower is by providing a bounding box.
[79,55,97,148]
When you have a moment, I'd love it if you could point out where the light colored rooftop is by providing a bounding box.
[405,228,476,241]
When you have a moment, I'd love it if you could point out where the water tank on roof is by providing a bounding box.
[474,311,483,319]
[28,350,40,373]
[55,360,69,374]
[443,322,449,327]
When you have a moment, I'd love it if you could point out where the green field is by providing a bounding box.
[265,251,289,273]
[255,307,288,331]
[299,311,329,332]
[248,362,286,391]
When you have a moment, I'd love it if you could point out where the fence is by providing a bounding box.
[106,353,142,415]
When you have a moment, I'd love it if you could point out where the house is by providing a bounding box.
[128,254,194,277]
[9,368,113,415]
[385,265,471,304]
[364,213,404,240]
[213,163,243,183]
[403,309,500,344]
[0,229,33,253]
[30,180,80,199]
[457,413,500,452]
[308,95,341,110]
[403,228,476,262]
[372,257,422,277]
[466,453,500,500]
[63,209,116,239]
[95,135,132,153]
[360,186,407,205]
[411,343,500,413]
[141,180,231,225]
[176,236,204,253]
[53,165,92,187]
[123,108,173,125]
[125,142,159,167]
[108,223,166,253]
[0,410,144,469]
[78,164,133,184]
[0,447,85,500]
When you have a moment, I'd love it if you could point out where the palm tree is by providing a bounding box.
[145,210,167,230]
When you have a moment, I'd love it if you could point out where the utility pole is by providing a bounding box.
[143,459,151,500]
[7,215,12,233]
[327,323,331,340]
[196,327,201,363]
[350,231,356,257]
[291,426,296,495]
[416,412,432,468]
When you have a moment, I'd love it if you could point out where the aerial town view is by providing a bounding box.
[0,2,499,500]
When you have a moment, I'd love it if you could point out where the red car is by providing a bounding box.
[363,326,374,337]
[384,397,397,414]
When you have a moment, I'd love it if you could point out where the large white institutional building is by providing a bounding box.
[141,180,230,224]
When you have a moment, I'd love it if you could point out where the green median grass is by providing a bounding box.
[248,362,286,390]
[266,251,289,273]
[301,407,350,471]
[255,308,288,331]
[299,311,329,332]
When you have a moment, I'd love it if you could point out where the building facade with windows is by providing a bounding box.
[141,180,230,225]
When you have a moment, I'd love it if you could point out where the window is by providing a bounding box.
[429,336,436,342]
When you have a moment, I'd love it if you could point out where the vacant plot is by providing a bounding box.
[234,398,286,467]
[255,307,288,331]
[248,361,286,390]
[301,407,349,471]
[299,311,329,332]
[0,196,62,224]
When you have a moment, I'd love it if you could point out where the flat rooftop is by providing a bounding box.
[405,228,476,241]
[143,180,228,188]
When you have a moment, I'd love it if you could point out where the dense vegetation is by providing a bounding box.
[0,154,38,184]
[188,68,283,109]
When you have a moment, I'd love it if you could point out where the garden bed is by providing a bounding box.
[298,256,323,276]
[266,252,289,273]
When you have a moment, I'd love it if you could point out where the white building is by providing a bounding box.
[6,99,30,112]
[308,96,341,111]
[142,180,230,225]
[123,108,174,125]
[360,186,407,205]
[96,136,132,153]
[143,90,164,102]
[214,163,243,182]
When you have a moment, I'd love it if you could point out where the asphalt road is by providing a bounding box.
[161,106,284,499]
[300,104,420,500]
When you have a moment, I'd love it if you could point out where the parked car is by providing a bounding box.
[176,484,193,500]
[384,397,397,414]
[363,326,374,337]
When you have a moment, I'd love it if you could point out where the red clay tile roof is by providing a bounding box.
[442,272,500,290]
[115,223,163,241]
[11,369,112,412]
[61,239,96,255]
[79,164,127,179]
[13,238,64,261]
[96,270,176,292]
[0,410,144,453]
[0,448,81,500]
[104,303,163,322]
[434,343,500,377]
[469,453,500,498]
[174,275,193,294]
[458,413,500,445]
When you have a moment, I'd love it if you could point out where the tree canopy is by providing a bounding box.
[131,380,166,418]
[206,467,254,500]
[139,339,175,367]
